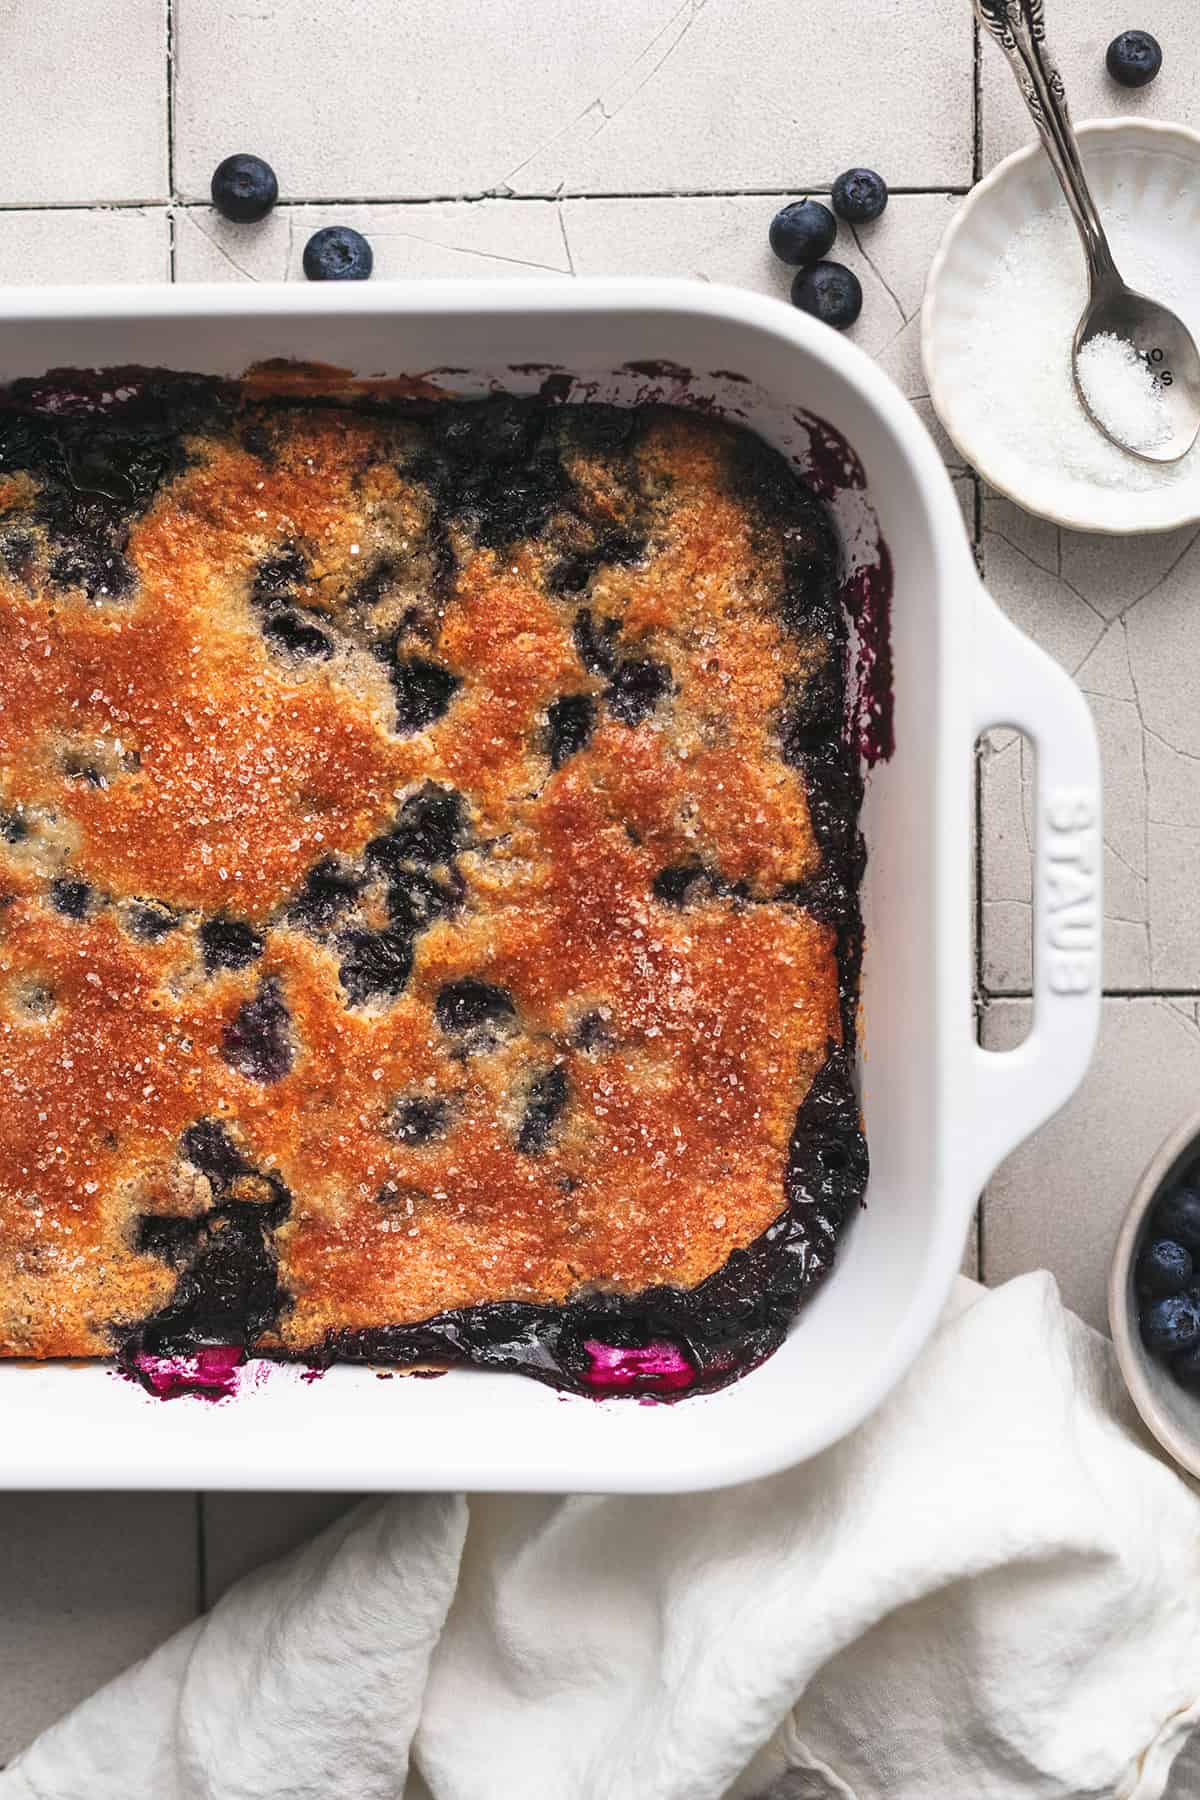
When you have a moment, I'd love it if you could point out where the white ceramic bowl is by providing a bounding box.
[1110,1111,1200,1481]
[0,282,1101,1491]
[923,118,1200,535]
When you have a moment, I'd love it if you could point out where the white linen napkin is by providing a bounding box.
[5,1272,1200,1800]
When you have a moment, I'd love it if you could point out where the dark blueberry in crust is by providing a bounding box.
[389,656,460,735]
[546,693,595,768]
[222,980,293,1083]
[49,876,91,920]
[605,657,671,725]
[303,226,374,282]
[549,531,646,597]
[435,978,517,1049]
[571,1010,612,1053]
[252,545,308,604]
[1138,1237,1193,1297]
[287,858,365,934]
[516,1065,569,1153]
[2,531,35,582]
[1156,1187,1200,1255]
[653,864,709,907]
[379,784,468,865]
[791,262,863,331]
[573,608,620,676]
[210,154,279,223]
[779,660,843,759]
[769,199,838,266]
[0,807,28,844]
[385,866,458,935]
[199,916,263,973]
[181,1118,250,1183]
[262,608,333,661]
[1106,30,1162,88]
[391,1095,450,1146]
[128,898,180,941]
[131,1204,289,1356]
[1141,1291,1200,1356]
[831,168,889,224]
[135,1213,204,1266]
[338,927,414,1007]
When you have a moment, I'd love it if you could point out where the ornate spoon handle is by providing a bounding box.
[975,0,1120,287]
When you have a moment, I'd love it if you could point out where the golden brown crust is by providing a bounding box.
[0,389,848,1358]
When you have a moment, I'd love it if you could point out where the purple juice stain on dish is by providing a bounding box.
[843,538,895,767]
[582,1339,696,1395]
[130,1343,244,1401]
[797,411,868,499]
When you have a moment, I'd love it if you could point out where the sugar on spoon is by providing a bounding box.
[975,0,1200,464]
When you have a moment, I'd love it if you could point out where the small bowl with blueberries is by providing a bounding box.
[1110,1111,1200,1479]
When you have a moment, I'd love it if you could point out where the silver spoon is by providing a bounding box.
[976,0,1200,464]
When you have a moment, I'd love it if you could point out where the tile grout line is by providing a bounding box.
[165,0,177,278]
[0,186,974,216]
[972,9,983,184]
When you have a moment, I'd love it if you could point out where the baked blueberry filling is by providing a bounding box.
[546,693,595,768]
[221,980,293,1082]
[389,655,461,735]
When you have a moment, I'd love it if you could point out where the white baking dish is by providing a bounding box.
[0,280,1101,1492]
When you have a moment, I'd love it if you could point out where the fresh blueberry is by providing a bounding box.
[302,226,373,282]
[210,154,279,224]
[1156,1186,1200,1254]
[1174,1338,1200,1388]
[769,199,838,267]
[830,168,889,224]
[1106,30,1162,88]
[1137,1236,1193,1297]
[1140,1290,1200,1356]
[790,263,863,330]
[221,980,293,1083]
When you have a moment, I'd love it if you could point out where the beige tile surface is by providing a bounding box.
[0,209,170,286]
[174,0,973,202]
[0,1,167,204]
[0,1493,195,1761]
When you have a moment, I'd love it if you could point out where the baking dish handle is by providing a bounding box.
[969,585,1102,1191]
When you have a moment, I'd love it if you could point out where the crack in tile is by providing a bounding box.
[353,229,568,275]
[500,0,708,188]
[1110,523,1200,620]
[187,216,259,283]
[850,223,906,330]
[556,201,577,277]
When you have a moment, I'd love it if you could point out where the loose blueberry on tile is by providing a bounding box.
[791,263,863,330]
[831,168,889,224]
[1140,1291,1200,1356]
[263,607,333,660]
[546,694,595,768]
[573,608,620,676]
[287,858,365,934]
[435,978,517,1050]
[389,656,461,735]
[1156,1186,1200,1254]
[199,916,263,973]
[211,154,279,223]
[221,979,293,1083]
[391,1095,450,1146]
[303,226,374,282]
[181,1118,250,1182]
[517,1066,569,1153]
[1137,1237,1193,1297]
[49,876,91,920]
[769,199,838,266]
[1106,29,1162,88]
[605,657,671,725]
[128,898,180,942]
[338,927,414,1007]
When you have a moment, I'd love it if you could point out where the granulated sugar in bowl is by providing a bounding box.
[923,119,1200,534]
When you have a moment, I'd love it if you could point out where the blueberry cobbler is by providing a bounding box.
[0,368,867,1399]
